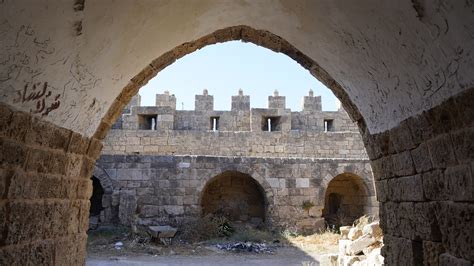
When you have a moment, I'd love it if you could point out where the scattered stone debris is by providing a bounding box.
[335,218,384,266]
[215,242,275,254]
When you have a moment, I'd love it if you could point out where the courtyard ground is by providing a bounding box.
[86,225,339,266]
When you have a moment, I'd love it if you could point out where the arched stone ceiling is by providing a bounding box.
[1,0,473,136]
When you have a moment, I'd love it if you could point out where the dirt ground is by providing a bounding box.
[86,226,339,266]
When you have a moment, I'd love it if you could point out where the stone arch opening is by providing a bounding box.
[322,173,369,227]
[200,171,267,225]
[89,176,104,217]
[93,25,362,141]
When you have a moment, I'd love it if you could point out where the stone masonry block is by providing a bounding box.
[37,175,63,199]
[382,235,422,266]
[436,202,474,261]
[5,111,31,142]
[406,112,434,145]
[295,178,310,188]
[7,170,39,199]
[0,138,28,168]
[0,241,55,266]
[391,150,415,177]
[411,143,433,173]
[443,164,473,201]
[450,127,474,164]
[47,150,68,175]
[387,175,424,202]
[439,253,472,266]
[87,138,103,159]
[68,132,90,155]
[6,201,45,245]
[390,120,416,153]
[76,179,92,199]
[80,157,95,179]
[67,154,83,178]
[381,202,441,241]
[423,166,473,201]
[26,118,71,151]
[0,103,13,137]
[423,241,445,266]
[427,134,457,169]
[374,180,388,202]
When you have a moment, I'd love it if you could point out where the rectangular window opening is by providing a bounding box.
[324,119,334,132]
[138,114,157,130]
[262,116,281,132]
[210,116,220,131]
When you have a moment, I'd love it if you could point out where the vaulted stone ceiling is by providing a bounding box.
[2,0,472,136]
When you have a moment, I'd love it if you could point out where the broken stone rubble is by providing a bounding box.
[335,220,384,266]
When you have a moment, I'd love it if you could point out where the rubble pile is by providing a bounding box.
[337,220,384,266]
[215,242,275,254]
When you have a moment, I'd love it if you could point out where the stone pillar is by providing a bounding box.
[268,90,286,109]
[0,103,100,265]
[365,89,474,264]
[195,89,213,111]
[231,89,250,111]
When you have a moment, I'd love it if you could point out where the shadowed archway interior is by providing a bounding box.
[322,173,369,227]
[201,171,267,223]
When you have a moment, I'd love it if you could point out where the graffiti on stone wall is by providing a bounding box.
[13,81,61,116]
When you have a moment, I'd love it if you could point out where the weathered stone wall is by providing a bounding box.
[97,91,374,233]
[117,91,358,133]
[0,103,99,265]
[95,154,376,233]
[1,2,472,264]
[363,89,474,265]
[102,130,368,159]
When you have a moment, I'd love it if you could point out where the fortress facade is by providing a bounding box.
[92,89,377,233]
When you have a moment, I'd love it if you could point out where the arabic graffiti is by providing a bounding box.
[13,81,61,116]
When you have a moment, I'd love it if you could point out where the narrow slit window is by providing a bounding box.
[210,116,219,131]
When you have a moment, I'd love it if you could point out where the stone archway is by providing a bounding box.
[322,173,370,227]
[200,171,268,225]
[1,2,473,265]
[89,166,117,225]
[92,25,361,141]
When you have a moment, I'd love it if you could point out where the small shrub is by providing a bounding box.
[302,200,315,214]
[178,214,234,242]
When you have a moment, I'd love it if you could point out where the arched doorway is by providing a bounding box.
[322,173,369,227]
[89,176,104,229]
[201,171,266,225]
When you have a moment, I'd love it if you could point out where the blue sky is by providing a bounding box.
[139,41,338,111]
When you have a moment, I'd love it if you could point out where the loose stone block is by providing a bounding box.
[348,235,377,255]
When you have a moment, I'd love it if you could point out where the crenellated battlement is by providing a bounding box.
[114,89,358,132]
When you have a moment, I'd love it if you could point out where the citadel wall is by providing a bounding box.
[96,90,376,233]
